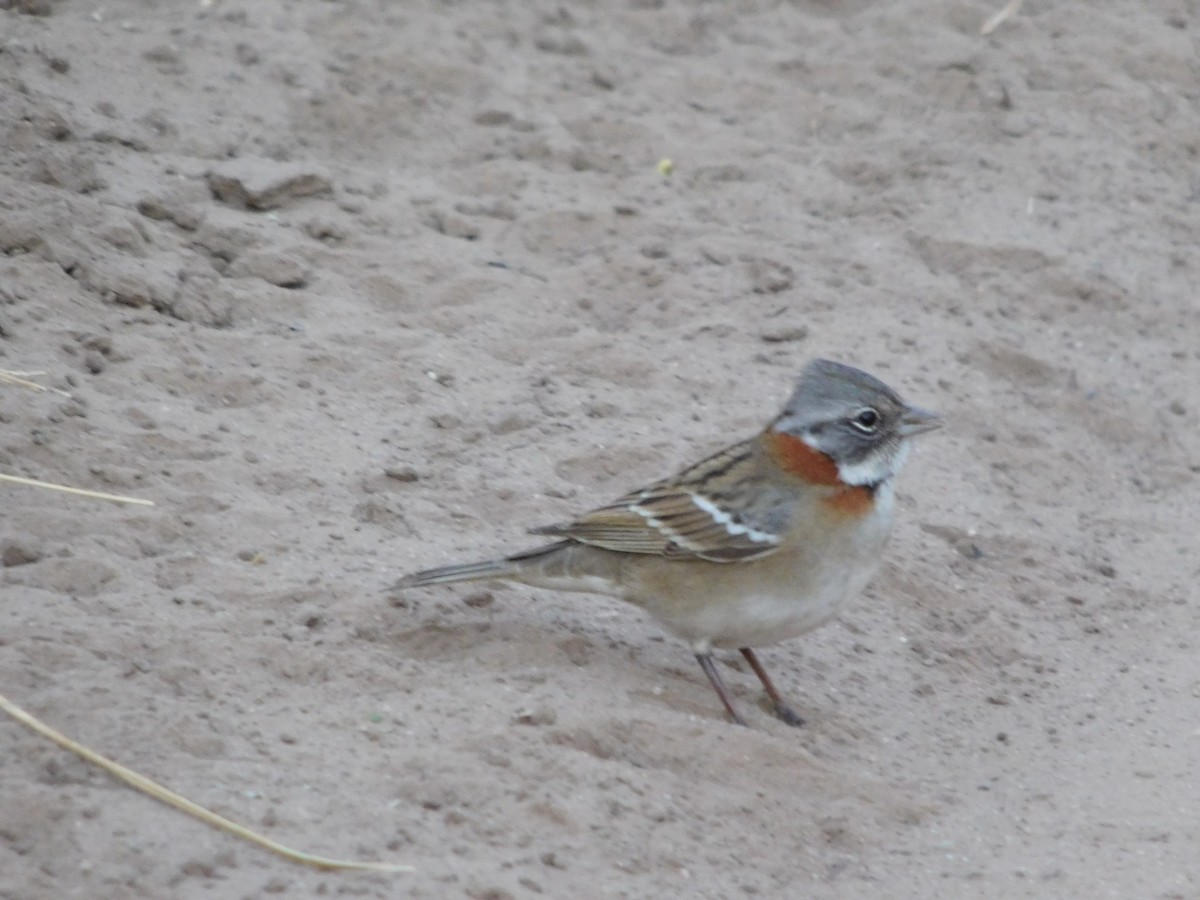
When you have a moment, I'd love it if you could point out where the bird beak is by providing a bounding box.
[899,405,942,437]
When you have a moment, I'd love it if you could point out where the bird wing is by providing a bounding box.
[530,440,786,563]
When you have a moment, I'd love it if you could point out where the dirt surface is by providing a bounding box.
[2,1,1198,897]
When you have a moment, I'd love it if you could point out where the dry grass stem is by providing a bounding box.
[0,473,155,506]
[0,369,72,398]
[2,369,149,504]
[981,0,1025,35]
[0,691,413,873]
[3,371,405,872]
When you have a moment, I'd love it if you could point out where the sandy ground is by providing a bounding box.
[1,1,1198,897]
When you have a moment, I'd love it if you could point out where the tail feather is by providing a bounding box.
[394,557,516,589]
[394,541,572,590]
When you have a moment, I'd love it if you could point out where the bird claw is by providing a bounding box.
[772,701,805,728]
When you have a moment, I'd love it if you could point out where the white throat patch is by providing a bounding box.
[837,441,910,487]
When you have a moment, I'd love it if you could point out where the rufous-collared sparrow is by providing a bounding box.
[396,359,940,726]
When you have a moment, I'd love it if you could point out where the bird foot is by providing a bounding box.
[772,700,805,728]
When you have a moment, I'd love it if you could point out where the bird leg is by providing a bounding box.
[740,648,805,727]
[694,653,748,727]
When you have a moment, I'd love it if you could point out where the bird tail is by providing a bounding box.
[394,557,517,588]
[393,542,569,589]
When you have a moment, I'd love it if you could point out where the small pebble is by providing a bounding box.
[463,590,494,608]
[760,325,809,343]
[2,541,43,567]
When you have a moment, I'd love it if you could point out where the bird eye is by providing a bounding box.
[851,408,880,432]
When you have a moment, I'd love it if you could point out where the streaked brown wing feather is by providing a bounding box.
[530,439,784,563]
[529,502,670,555]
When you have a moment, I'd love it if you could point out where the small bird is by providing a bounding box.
[396,359,940,726]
